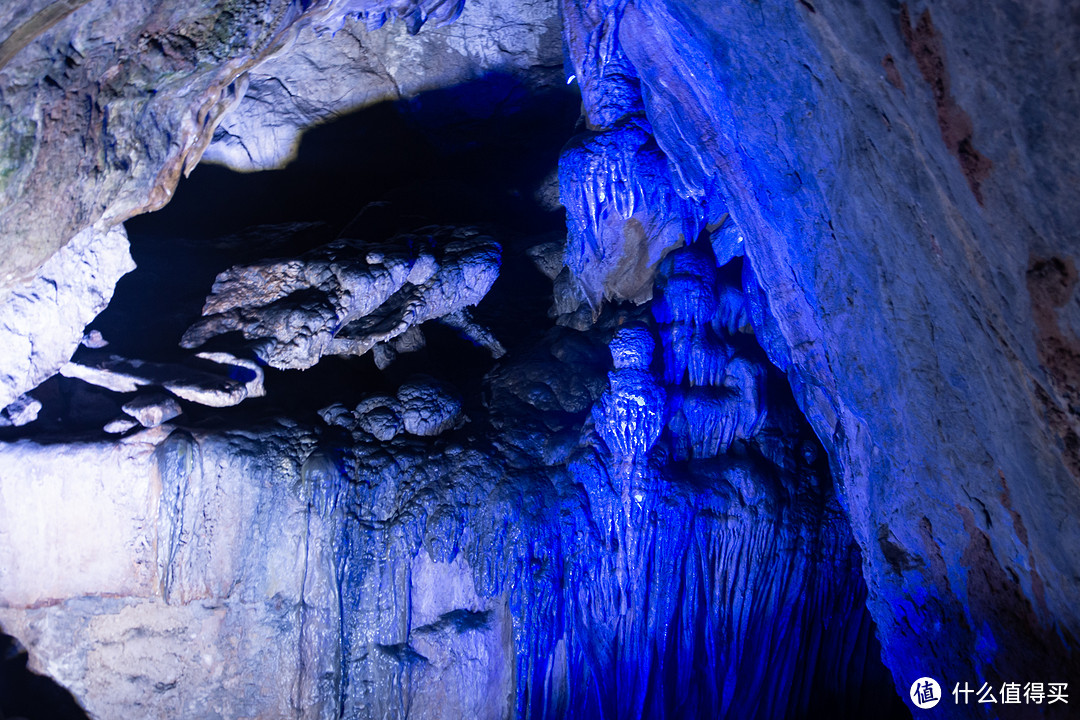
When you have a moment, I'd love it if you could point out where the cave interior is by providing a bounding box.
[0,0,1078,718]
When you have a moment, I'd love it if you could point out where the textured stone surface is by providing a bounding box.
[121,392,182,428]
[0,0,302,288]
[0,0,478,289]
[3,0,1077,716]
[204,0,562,171]
[60,354,259,408]
[0,317,902,718]
[560,0,1080,710]
[0,224,133,411]
[0,0,553,415]
[181,227,502,369]
[0,394,41,428]
[0,429,324,718]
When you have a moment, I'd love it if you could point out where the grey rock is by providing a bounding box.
[0,0,547,414]
[194,351,267,401]
[372,342,398,370]
[59,358,150,394]
[181,228,502,369]
[103,416,139,435]
[397,379,463,436]
[0,225,133,410]
[80,329,109,349]
[61,354,257,408]
[525,240,564,282]
[121,393,182,428]
[0,427,333,719]
[203,0,562,171]
[0,0,308,290]
[318,403,359,430]
[391,325,426,354]
[439,308,506,359]
[354,395,404,440]
[0,394,41,428]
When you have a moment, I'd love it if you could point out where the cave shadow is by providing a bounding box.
[0,629,89,720]
[114,70,580,362]
[10,72,581,438]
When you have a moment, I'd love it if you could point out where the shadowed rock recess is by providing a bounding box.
[0,0,1077,718]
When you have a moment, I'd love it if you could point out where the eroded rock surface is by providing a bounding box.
[2,0,1077,716]
[181,226,502,369]
[0,313,904,719]
[0,0,555,420]
[0,225,133,411]
[60,352,264,409]
[560,0,1080,708]
[204,0,562,171]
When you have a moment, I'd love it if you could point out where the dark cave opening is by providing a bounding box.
[6,73,581,439]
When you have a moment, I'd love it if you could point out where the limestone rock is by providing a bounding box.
[181,227,502,369]
[81,329,109,349]
[0,1,307,291]
[121,393,181,428]
[354,395,404,440]
[0,428,336,719]
[103,416,139,435]
[324,381,463,440]
[0,225,133,410]
[563,0,1080,700]
[193,352,267,402]
[60,353,258,408]
[397,379,463,436]
[0,394,41,428]
[203,0,562,171]
[559,119,696,309]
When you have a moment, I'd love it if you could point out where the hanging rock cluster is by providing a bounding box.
[181,226,503,369]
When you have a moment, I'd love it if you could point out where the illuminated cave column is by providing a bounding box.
[593,324,666,471]
[654,237,767,461]
[588,323,665,615]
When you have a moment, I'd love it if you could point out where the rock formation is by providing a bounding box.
[560,0,1080,700]
[180,226,503,369]
[0,0,1078,718]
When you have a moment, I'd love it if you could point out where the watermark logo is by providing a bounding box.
[911,677,942,709]
[909,678,1069,709]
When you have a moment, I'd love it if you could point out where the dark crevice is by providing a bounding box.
[0,630,89,720]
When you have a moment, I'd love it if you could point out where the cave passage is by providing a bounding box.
[9,73,580,439]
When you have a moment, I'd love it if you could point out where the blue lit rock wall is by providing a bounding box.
[560,0,1080,710]
[325,323,900,718]
[0,319,901,718]
[0,0,1077,716]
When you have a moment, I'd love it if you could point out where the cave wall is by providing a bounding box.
[0,323,900,718]
[0,0,1078,717]
[0,429,326,718]
[560,0,1080,698]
